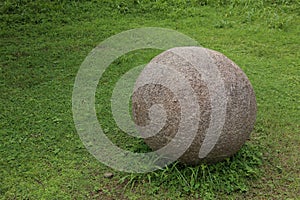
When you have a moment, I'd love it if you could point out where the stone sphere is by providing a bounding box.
[132,46,257,165]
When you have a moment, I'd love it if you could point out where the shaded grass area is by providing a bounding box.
[1,0,299,199]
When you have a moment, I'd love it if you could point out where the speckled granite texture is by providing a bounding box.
[132,47,257,165]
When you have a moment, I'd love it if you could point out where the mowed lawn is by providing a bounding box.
[1,1,299,199]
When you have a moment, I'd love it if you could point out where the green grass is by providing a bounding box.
[1,0,299,199]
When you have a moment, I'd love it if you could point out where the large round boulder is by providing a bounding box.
[132,46,257,165]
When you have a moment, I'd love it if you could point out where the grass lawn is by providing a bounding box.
[1,0,299,199]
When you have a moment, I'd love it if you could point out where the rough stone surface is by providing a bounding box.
[132,46,257,165]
